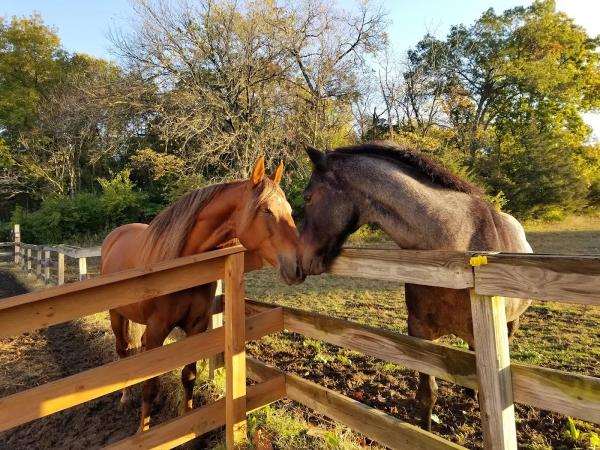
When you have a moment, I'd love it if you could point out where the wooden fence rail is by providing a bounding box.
[2,225,102,284]
[1,228,599,449]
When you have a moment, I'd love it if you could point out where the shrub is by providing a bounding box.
[11,171,164,244]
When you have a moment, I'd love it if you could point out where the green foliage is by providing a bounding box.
[2,2,600,230]
[97,169,159,224]
[283,169,310,222]
[405,0,600,217]
[0,14,64,139]
[563,416,600,448]
[11,193,103,243]
[11,172,162,244]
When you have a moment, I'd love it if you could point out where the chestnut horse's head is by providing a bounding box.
[236,157,305,285]
[299,146,360,275]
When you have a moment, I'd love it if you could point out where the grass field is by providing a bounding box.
[1,215,599,449]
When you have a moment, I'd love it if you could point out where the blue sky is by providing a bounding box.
[2,0,599,135]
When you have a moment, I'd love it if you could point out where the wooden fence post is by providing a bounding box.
[26,248,32,273]
[209,280,224,380]
[13,224,20,265]
[470,291,518,450]
[78,257,87,281]
[58,252,65,285]
[44,250,51,284]
[224,253,247,449]
[36,248,42,278]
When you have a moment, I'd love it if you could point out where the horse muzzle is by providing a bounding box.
[278,255,306,285]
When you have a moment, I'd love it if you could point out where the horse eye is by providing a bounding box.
[263,207,273,215]
[304,193,312,203]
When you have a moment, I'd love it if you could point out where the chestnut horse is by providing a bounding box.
[101,158,304,431]
[298,141,532,431]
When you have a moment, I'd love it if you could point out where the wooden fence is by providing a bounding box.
[1,224,100,284]
[0,233,599,449]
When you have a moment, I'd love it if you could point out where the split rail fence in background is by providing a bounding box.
[1,224,100,284]
[0,226,599,449]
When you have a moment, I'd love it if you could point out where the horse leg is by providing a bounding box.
[408,316,439,432]
[109,309,132,405]
[415,372,438,431]
[180,284,215,414]
[139,322,170,432]
[181,362,197,412]
[507,318,520,340]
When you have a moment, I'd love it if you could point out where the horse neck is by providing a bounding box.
[342,157,484,250]
[180,182,248,256]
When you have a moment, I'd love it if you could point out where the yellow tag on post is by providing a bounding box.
[469,255,488,267]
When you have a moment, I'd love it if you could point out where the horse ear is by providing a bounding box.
[304,145,325,168]
[272,161,284,185]
[251,156,265,186]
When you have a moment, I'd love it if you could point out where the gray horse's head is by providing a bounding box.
[299,146,360,275]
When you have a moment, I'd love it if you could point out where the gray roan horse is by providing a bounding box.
[298,141,532,431]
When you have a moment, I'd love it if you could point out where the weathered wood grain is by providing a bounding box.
[209,280,224,380]
[224,253,247,449]
[13,224,20,264]
[78,257,87,281]
[474,253,600,305]
[247,300,600,425]
[511,364,600,424]
[330,247,473,288]
[275,302,479,389]
[43,250,50,284]
[470,292,517,450]
[246,358,464,450]
[57,251,65,285]
[0,308,283,432]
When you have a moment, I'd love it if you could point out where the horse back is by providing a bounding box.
[101,223,149,274]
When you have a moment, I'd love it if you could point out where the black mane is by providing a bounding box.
[329,141,482,195]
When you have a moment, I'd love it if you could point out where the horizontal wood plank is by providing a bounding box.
[246,358,463,450]
[330,247,473,289]
[248,300,600,425]
[276,302,479,389]
[104,376,285,450]
[0,308,283,432]
[0,247,250,338]
[474,253,600,305]
[511,364,600,424]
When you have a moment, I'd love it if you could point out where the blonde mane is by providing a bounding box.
[142,179,280,261]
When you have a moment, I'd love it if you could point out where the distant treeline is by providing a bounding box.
[1,0,599,242]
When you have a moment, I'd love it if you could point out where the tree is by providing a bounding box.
[403,0,600,216]
[111,0,386,179]
[0,14,64,141]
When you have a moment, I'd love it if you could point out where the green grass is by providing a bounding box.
[524,214,600,254]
